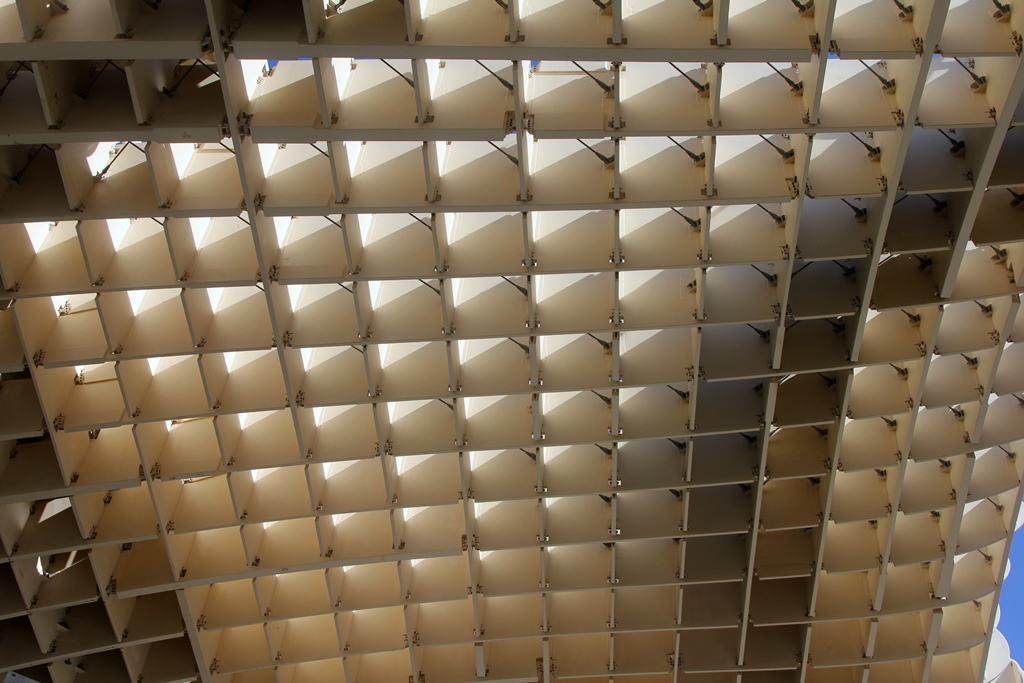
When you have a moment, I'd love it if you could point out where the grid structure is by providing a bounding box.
[1,0,1024,682]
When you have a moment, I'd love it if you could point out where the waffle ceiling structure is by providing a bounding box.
[4,0,1024,682]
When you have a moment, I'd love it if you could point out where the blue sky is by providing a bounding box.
[1000,534,1024,661]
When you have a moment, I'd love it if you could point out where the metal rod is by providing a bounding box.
[936,128,966,154]
[10,145,54,184]
[666,384,689,400]
[163,59,219,97]
[824,318,846,334]
[901,309,921,324]
[408,213,433,229]
[577,139,614,165]
[76,61,117,99]
[858,60,896,90]
[571,61,613,94]
[380,59,415,87]
[766,63,802,92]
[746,324,771,340]
[668,63,710,93]
[667,136,704,163]
[924,194,948,212]
[670,207,701,229]
[840,198,868,219]
[953,58,987,87]
[475,60,514,91]
[96,143,132,179]
[488,141,520,166]
[889,363,909,377]
[832,260,856,277]
[418,279,441,295]
[756,203,786,225]
[758,134,794,160]
[848,132,881,157]
[791,261,813,278]
[502,276,529,297]
[750,264,778,284]
[0,62,32,99]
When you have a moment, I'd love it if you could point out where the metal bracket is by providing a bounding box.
[787,177,800,197]
[237,111,252,137]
